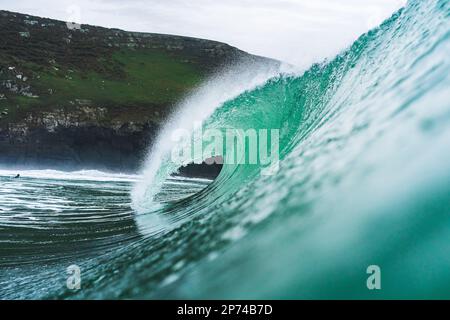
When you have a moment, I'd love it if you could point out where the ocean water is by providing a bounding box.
[1,0,450,299]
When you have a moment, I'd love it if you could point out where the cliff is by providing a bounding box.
[0,10,278,172]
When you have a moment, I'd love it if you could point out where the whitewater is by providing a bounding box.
[1,0,449,299]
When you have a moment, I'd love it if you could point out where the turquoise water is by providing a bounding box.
[1,0,450,299]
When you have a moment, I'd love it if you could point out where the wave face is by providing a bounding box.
[1,0,450,299]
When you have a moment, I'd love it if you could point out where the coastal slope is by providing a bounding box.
[0,10,278,171]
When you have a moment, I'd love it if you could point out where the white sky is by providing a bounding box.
[0,0,406,67]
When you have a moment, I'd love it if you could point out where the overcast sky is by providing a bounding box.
[1,0,406,67]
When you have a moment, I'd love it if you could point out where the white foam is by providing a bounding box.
[0,169,139,182]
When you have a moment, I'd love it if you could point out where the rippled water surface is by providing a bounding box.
[1,0,450,299]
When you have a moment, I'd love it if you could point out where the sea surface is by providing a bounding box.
[1,0,450,299]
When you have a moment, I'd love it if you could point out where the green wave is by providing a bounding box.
[133,0,450,298]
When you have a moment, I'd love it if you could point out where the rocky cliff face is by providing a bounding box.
[0,10,278,172]
[0,105,159,171]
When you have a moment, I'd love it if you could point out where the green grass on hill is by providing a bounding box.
[1,49,205,122]
[36,50,203,106]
